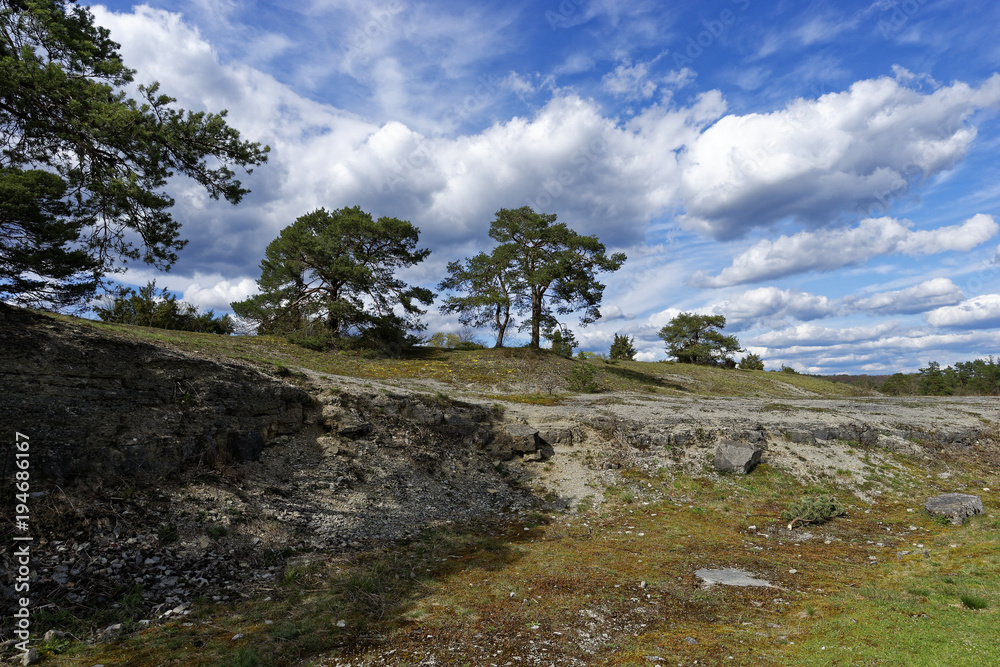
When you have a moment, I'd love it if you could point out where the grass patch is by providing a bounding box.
[42,311,867,398]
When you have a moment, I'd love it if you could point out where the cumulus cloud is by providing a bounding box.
[693,215,998,287]
[752,322,905,348]
[678,74,1000,239]
[752,327,1000,374]
[182,277,259,312]
[847,278,965,315]
[712,287,838,329]
[925,294,1000,328]
[602,59,658,100]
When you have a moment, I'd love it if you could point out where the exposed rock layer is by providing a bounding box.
[0,305,314,482]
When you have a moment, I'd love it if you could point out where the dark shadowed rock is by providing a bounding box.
[0,304,314,483]
[924,493,984,525]
[505,424,541,453]
[785,429,816,445]
[714,441,762,474]
[539,427,573,445]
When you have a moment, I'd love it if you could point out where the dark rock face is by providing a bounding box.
[713,441,762,474]
[0,305,315,483]
[924,493,984,525]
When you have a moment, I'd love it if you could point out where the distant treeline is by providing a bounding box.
[825,357,1000,396]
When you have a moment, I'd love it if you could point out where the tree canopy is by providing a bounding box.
[658,312,742,366]
[737,352,765,370]
[0,0,269,307]
[609,333,637,360]
[438,246,520,348]
[441,206,625,349]
[94,280,232,334]
[230,206,433,350]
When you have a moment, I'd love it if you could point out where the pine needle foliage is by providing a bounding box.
[782,495,846,529]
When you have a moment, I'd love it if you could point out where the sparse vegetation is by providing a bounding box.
[10,310,999,667]
[567,362,600,393]
[781,494,846,529]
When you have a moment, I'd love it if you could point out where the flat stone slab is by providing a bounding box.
[695,568,773,588]
[924,493,984,525]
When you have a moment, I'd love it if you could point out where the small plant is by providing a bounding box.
[491,402,506,418]
[157,523,179,544]
[930,513,953,527]
[782,495,846,529]
[208,525,228,539]
[281,566,304,586]
[959,594,990,610]
[568,364,600,393]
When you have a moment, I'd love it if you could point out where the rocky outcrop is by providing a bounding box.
[0,305,315,483]
[924,493,984,525]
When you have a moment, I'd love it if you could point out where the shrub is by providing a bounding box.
[568,364,600,393]
[782,495,846,529]
[545,325,578,358]
[95,281,233,334]
[738,352,765,370]
[609,333,637,360]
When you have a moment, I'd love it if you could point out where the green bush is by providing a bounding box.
[95,281,233,334]
[738,352,765,370]
[568,363,600,393]
[609,333,637,360]
[782,495,846,529]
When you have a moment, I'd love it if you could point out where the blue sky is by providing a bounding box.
[86,0,1000,373]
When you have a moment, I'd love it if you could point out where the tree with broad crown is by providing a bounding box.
[658,312,742,366]
[483,206,626,348]
[0,0,269,307]
[438,245,520,348]
[230,207,433,344]
[609,333,637,360]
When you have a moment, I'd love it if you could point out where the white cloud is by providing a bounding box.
[678,74,1000,239]
[662,67,697,89]
[794,14,856,45]
[602,59,658,100]
[693,215,998,287]
[848,278,965,315]
[712,287,838,328]
[182,278,259,312]
[752,322,904,348]
[754,327,1000,374]
[925,294,1000,328]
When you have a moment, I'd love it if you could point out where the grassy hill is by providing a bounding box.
[51,312,866,400]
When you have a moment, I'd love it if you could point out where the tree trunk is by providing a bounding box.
[530,290,542,348]
[493,305,509,348]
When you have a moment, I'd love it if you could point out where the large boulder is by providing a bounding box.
[713,441,762,474]
[924,493,984,525]
[505,424,541,454]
